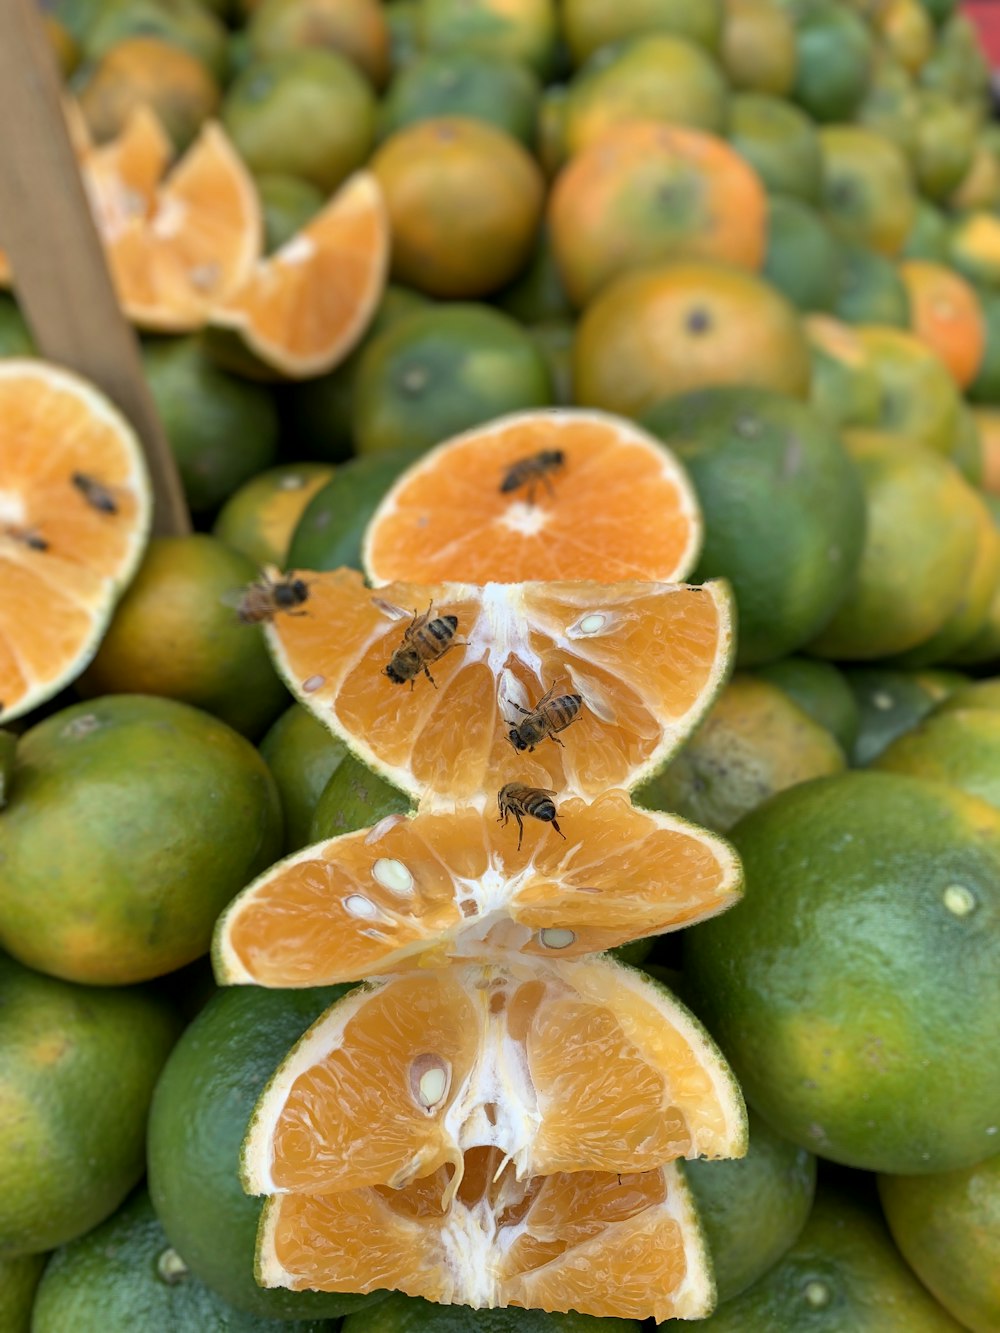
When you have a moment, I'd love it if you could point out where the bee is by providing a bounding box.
[506,684,582,752]
[231,567,311,624]
[384,602,460,689]
[497,783,565,851]
[5,525,48,551]
[72,472,118,515]
[499,449,565,505]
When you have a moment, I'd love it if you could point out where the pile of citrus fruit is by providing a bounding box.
[3,0,1000,1326]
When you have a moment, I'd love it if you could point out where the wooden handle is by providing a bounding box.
[0,0,190,536]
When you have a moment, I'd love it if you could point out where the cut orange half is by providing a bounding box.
[210,173,389,379]
[241,958,746,1201]
[0,361,151,723]
[104,121,262,332]
[215,792,740,986]
[259,1150,714,1321]
[265,569,733,805]
[362,410,703,585]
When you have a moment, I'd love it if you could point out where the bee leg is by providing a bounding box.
[514,810,524,852]
[550,816,566,841]
[423,666,438,689]
[510,701,532,716]
[549,733,566,748]
[288,610,309,617]
[541,473,557,499]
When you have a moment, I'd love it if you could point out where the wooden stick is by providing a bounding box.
[0,0,190,536]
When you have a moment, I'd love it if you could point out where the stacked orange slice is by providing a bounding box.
[213,411,746,1319]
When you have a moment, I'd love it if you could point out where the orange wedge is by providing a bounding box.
[215,792,740,986]
[210,172,389,379]
[259,1150,715,1320]
[240,958,746,1201]
[362,410,703,585]
[104,121,262,332]
[264,568,733,805]
[82,103,174,238]
[0,361,151,723]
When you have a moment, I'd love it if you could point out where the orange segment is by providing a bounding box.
[264,569,733,804]
[211,172,389,378]
[83,104,174,237]
[258,1152,714,1321]
[0,361,151,722]
[362,409,702,585]
[240,958,746,1198]
[104,121,262,332]
[215,793,740,985]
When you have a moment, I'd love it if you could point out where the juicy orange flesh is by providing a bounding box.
[0,372,146,712]
[216,174,387,368]
[221,793,737,985]
[264,1150,697,1321]
[269,569,728,802]
[105,123,260,329]
[363,414,699,584]
[262,963,727,1198]
[84,105,174,236]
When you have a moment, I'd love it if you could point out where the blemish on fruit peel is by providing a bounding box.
[539,927,575,950]
[803,1280,831,1309]
[943,884,976,917]
[157,1248,189,1285]
[344,894,379,920]
[373,857,414,896]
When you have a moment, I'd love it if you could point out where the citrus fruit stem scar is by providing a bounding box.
[943,884,976,917]
[156,1247,189,1284]
[803,1279,832,1308]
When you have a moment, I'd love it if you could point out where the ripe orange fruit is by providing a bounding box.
[215,791,740,984]
[264,1154,714,1319]
[0,361,150,725]
[103,121,262,333]
[244,958,745,1317]
[949,211,1000,289]
[210,172,389,378]
[899,259,986,388]
[562,34,730,155]
[77,35,220,149]
[362,409,703,585]
[247,0,391,88]
[371,118,544,298]
[213,463,335,570]
[548,122,767,308]
[573,262,811,418]
[264,569,731,803]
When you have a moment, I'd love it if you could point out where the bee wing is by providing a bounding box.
[497,669,533,718]
[370,596,413,623]
[219,586,251,610]
[563,665,618,726]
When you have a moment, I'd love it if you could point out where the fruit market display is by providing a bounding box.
[3,0,1000,1328]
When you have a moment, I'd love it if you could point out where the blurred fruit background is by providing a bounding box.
[2,0,1000,1326]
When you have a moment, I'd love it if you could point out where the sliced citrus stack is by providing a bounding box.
[260,1150,714,1320]
[209,172,389,379]
[103,121,261,332]
[0,361,151,723]
[241,958,745,1198]
[362,410,703,585]
[264,568,733,804]
[215,792,740,985]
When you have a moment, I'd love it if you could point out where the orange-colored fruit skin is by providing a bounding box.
[78,36,219,148]
[900,259,987,389]
[371,117,545,298]
[573,261,811,418]
[549,121,767,308]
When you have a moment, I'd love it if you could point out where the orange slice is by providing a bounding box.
[104,121,262,332]
[264,568,733,805]
[259,1150,714,1321]
[210,172,389,379]
[83,103,174,238]
[215,792,740,986]
[362,409,703,585]
[240,958,746,1201]
[0,361,151,723]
